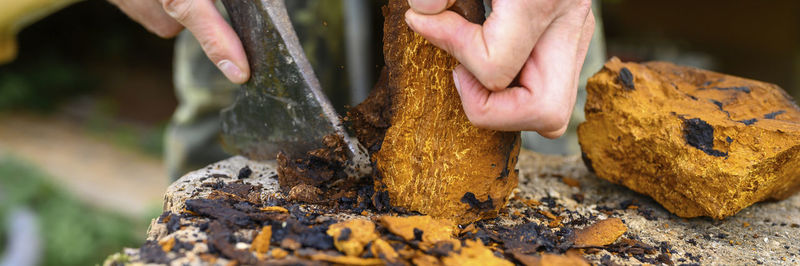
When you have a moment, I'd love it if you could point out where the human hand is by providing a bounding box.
[405,0,595,138]
[107,0,249,84]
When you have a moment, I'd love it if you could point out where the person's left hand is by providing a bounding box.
[405,0,595,138]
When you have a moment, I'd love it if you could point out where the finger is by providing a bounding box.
[406,1,561,91]
[534,10,594,140]
[515,3,593,136]
[574,10,595,73]
[161,0,249,84]
[454,65,534,131]
[108,0,183,38]
[407,0,456,15]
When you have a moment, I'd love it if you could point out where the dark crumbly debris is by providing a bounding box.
[277,134,349,188]
[460,192,494,212]
[139,241,170,264]
[142,176,685,265]
[683,118,727,157]
[338,228,352,241]
[619,67,636,90]
[413,228,424,241]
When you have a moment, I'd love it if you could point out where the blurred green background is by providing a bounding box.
[0,0,798,265]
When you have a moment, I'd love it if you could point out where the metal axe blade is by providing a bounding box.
[219,0,369,176]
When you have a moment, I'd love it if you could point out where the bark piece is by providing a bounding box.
[350,0,520,224]
[578,57,800,219]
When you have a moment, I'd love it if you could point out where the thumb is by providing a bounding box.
[407,0,456,15]
[453,65,491,127]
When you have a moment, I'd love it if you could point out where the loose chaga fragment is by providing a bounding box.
[578,57,800,219]
[572,218,627,247]
[513,253,589,266]
[350,0,520,224]
[251,226,272,254]
[326,219,379,257]
[310,253,384,265]
[441,239,513,266]
[378,215,458,249]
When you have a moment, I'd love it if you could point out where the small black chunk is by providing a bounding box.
[717,233,728,239]
[139,241,170,264]
[764,110,786,119]
[413,228,424,241]
[427,241,454,257]
[372,190,392,212]
[237,166,252,179]
[619,199,637,209]
[166,213,181,233]
[460,192,494,212]
[338,228,352,241]
[172,240,194,252]
[619,67,635,90]
[683,118,727,157]
[726,136,733,143]
[737,119,758,126]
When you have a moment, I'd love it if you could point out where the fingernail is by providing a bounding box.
[217,60,245,84]
[453,69,462,95]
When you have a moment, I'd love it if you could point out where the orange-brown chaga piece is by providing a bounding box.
[578,57,800,219]
[378,215,459,250]
[250,226,272,254]
[352,0,520,224]
[441,239,513,266]
[572,218,627,247]
[326,219,379,257]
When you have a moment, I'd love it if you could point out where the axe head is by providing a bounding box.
[220,0,369,176]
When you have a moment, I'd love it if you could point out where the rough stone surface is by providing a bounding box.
[349,0,520,225]
[111,153,800,265]
[578,58,800,219]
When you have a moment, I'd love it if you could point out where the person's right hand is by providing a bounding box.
[107,0,250,84]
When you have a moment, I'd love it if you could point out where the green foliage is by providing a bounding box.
[83,102,166,157]
[0,56,94,112]
[0,157,146,266]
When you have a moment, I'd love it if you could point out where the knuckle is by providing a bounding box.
[528,103,569,133]
[476,63,515,90]
[161,0,192,21]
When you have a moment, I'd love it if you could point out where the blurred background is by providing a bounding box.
[0,0,798,265]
